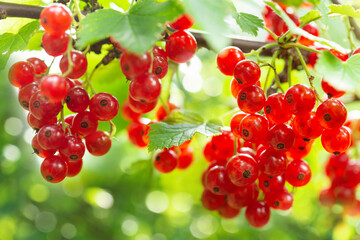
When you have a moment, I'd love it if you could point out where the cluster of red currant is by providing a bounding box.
[8,4,119,183]
[319,111,360,216]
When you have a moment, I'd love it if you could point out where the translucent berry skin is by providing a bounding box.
[216,47,245,76]
[18,82,39,110]
[206,165,235,195]
[177,147,193,169]
[40,3,72,36]
[27,58,47,77]
[89,92,119,121]
[153,46,167,59]
[65,87,90,113]
[37,123,65,150]
[218,203,240,219]
[201,189,226,211]
[258,174,285,194]
[267,124,295,152]
[285,159,311,187]
[127,121,149,147]
[66,158,83,177]
[284,84,316,115]
[325,152,349,180]
[287,137,314,159]
[8,61,35,88]
[292,112,323,140]
[245,201,271,228]
[120,51,151,79]
[129,73,161,103]
[237,85,266,114]
[226,154,259,187]
[169,14,194,30]
[233,60,261,87]
[40,75,68,103]
[166,30,197,63]
[128,95,157,114]
[32,135,56,158]
[152,55,168,79]
[230,78,243,98]
[226,183,259,209]
[321,79,345,98]
[240,114,269,144]
[264,93,292,124]
[42,32,69,56]
[40,155,68,183]
[60,50,88,79]
[85,131,112,156]
[29,91,62,120]
[27,113,57,131]
[154,149,178,173]
[265,189,293,210]
[315,99,347,129]
[258,148,288,177]
[72,110,99,137]
[230,112,247,138]
[321,126,351,155]
[121,100,141,121]
[59,135,85,161]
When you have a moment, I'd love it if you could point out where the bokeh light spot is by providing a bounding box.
[4,117,23,136]
[146,191,169,213]
[35,211,57,233]
[28,184,49,202]
[61,223,77,239]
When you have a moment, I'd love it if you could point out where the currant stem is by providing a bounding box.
[62,38,75,78]
[262,50,282,96]
[288,55,293,88]
[264,26,279,41]
[260,62,284,93]
[109,120,116,137]
[244,43,278,58]
[45,57,56,75]
[294,47,323,103]
[282,43,321,53]
[233,137,237,155]
[344,16,356,51]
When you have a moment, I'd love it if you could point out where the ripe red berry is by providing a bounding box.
[287,137,314,159]
[267,124,295,152]
[226,154,259,187]
[177,147,193,170]
[264,93,292,124]
[120,51,151,79]
[239,113,269,144]
[89,92,119,121]
[65,87,90,113]
[299,22,319,46]
[284,84,316,115]
[321,126,351,155]
[155,102,178,121]
[153,46,167,59]
[128,95,157,114]
[245,201,271,228]
[226,183,259,209]
[85,131,112,156]
[325,153,349,180]
[265,189,293,210]
[66,158,83,177]
[152,55,168,79]
[343,160,360,188]
[169,14,194,30]
[121,100,142,121]
[292,112,323,140]
[59,135,85,161]
[230,112,247,138]
[258,148,288,176]
[127,121,150,147]
[201,189,226,211]
[129,73,161,103]
[40,155,68,183]
[166,30,197,63]
[319,188,336,207]
[237,85,266,114]
[315,98,347,129]
[29,91,62,120]
[321,79,345,98]
[8,61,35,88]
[27,57,47,77]
[32,135,56,158]
[40,75,68,103]
[206,165,235,195]
[18,82,39,110]
[154,149,178,173]
[258,174,285,194]
[285,159,311,187]
[233,60,261,87]
[60,50,88,79]
[329,49,349,61]
[27,112,57,131]
[218,202,240,219]
[42,32,69,56]
[37,123,65,150]
[72,110,99,137]
[216,47,245,76]
[40,3,72,36]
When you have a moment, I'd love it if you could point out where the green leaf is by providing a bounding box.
[233,12,264,37]
[299,10,321,25]
[329,4,360,18]
[264,1,347,53]
[77,0,183,54]
[147,111,223,151]
[315,51,360,92]
[0,20,40,70]
[183,0,232,51]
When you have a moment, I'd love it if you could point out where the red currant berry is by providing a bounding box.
[155,101,178,121]
[321,126,351,155]
[169,14,194,30]
[230,78,243,98]
[120,51,151,79]
[218,202,240,219]
[240,113,268,144]
[127,121,149,147]
[59,135,85,161]
[226,183,259,209]
[216,47,244,76]
[27,112,57,131]
[177,147,193,170]
[72,110,99,137]
[40,3,72,36]
[264,93,292,124]
[66,158,83,177]
[40,74,68,103]
[166,30,197,63]
[333,185,356,206]
[8,61,35,88]
[29,91,62,120]
[60,50,88,79]
[316,98,347,129]
[206,165,235,195]
[85,131,112,156]
[325,152,349,180]
[258,173,285,194]
[32,134,56,158]
[321,78,345,98]
[201,189,225,211]
[226,154,259,187]
[237,85,266,114]
[343,160,360,188]
[41,155,68,183]
[329,49,349,61]
[37,123,65,150]
[152,55,168,79]
[89,92,119,121]
[153,46,167,59]
[245,201,271,228]
[154,149,178,173]
[230,112,247,138]
[121,100,142,121]
[233,60,261,87]
[285,159,311,187]
[292,112,323,140]
[319,188,336,207]
[27,57,47,77]
[267,124,295,152]
[299,22,319,46]
[265,189,293,210]
[18,82,39,110]
[284,84,316,115]
[258,148,288,176]
[129,73,161,103]
[287,137,314,159]
[128,95,157,114]
[42,32,69,56]
[65,87,90,113]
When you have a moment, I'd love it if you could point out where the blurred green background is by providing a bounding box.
[1,0,360,239]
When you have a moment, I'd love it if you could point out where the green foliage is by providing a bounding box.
[273,0,303,7]
[148,111,223,151]
[328,4,360,18]
[299,10,321,25]
[0,21,39,69]
[233,12,264,37]
[77,0,183,54]
[183,0,232,51]
[315,51,360,92]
